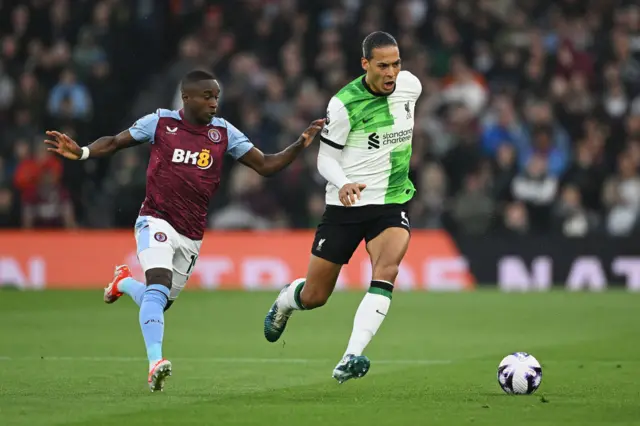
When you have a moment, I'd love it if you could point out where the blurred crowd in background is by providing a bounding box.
[1,0,640,237]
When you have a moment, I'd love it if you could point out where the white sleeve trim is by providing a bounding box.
[317,141,351,189]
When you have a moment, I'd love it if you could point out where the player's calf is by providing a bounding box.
[299,282,333,309]
[371,264,399,284]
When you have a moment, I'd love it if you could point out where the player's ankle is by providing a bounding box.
[283,278,307,310]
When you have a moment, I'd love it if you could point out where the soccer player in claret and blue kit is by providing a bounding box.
[44,70,325,392]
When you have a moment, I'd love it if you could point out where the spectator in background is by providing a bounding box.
[13,72,45,125]
[429,16,462,78]
[519,101,571,177]
[611,30,640,92]
[602,64,629,122]
[1,35,21,77]
[602,153,640,236]
[47,68,92,121]
[553,73,595,138]
[167,36,206,111]
[0,60,15,112]
[13,141,62,196]
[411,162,448,229]
[499,201,530,236]
[554,40,594,86]
[2,109,39,159]
[512,155,559,232]
[72,29,107,81]
[491,143,518,204]
[562,140,604,212]
[487,47,523,95]
[441,104,482,195]
[451,172,494,235]
[480,95,527,157]
[552,185,597,237]
[87,59,120,137]
[12,140,37,194]
[21,167,76,229]
[519,124,569,179]
[209,166,283,230]
[0,184,20,228]
[441,55,489,117]
[262,72,293,130]
[101,149,147,228]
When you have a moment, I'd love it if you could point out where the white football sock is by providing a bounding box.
[277,278,306,311]
[344,280,393,356]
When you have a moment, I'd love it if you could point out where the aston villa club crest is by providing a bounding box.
[208,128,222,143]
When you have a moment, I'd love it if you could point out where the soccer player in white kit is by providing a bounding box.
[263,31,422,383]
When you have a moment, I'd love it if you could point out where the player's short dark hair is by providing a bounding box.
[181,70,216,91]
[362,31,398,60]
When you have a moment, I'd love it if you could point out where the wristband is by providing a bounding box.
[79,146,90,160]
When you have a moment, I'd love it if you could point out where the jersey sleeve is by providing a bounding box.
[225,120,255,160]
[129,111,160,143]
[320,97,351,150]
[406,71,422,101]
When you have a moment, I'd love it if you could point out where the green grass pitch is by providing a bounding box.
[1,290,639,425]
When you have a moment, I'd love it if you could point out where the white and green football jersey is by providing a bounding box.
[320,70,422,206]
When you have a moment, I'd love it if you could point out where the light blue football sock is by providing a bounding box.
[118,277,146,306]
[139,284,169,363]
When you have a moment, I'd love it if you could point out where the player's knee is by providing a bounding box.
[372,263,399,283]
[145,268,173,290]
[300,286,331,309]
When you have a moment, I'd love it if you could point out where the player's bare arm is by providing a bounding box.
[237,118,325,176]
[44,129,141,160]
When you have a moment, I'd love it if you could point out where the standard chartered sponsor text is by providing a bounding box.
[382,129,413,145]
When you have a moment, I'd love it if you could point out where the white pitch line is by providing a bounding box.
[0,355,452,365]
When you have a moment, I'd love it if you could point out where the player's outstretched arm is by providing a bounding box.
[44,130,141,160]
[237,119,325,176]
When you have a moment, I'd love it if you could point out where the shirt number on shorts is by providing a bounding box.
[187,254,198,274]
